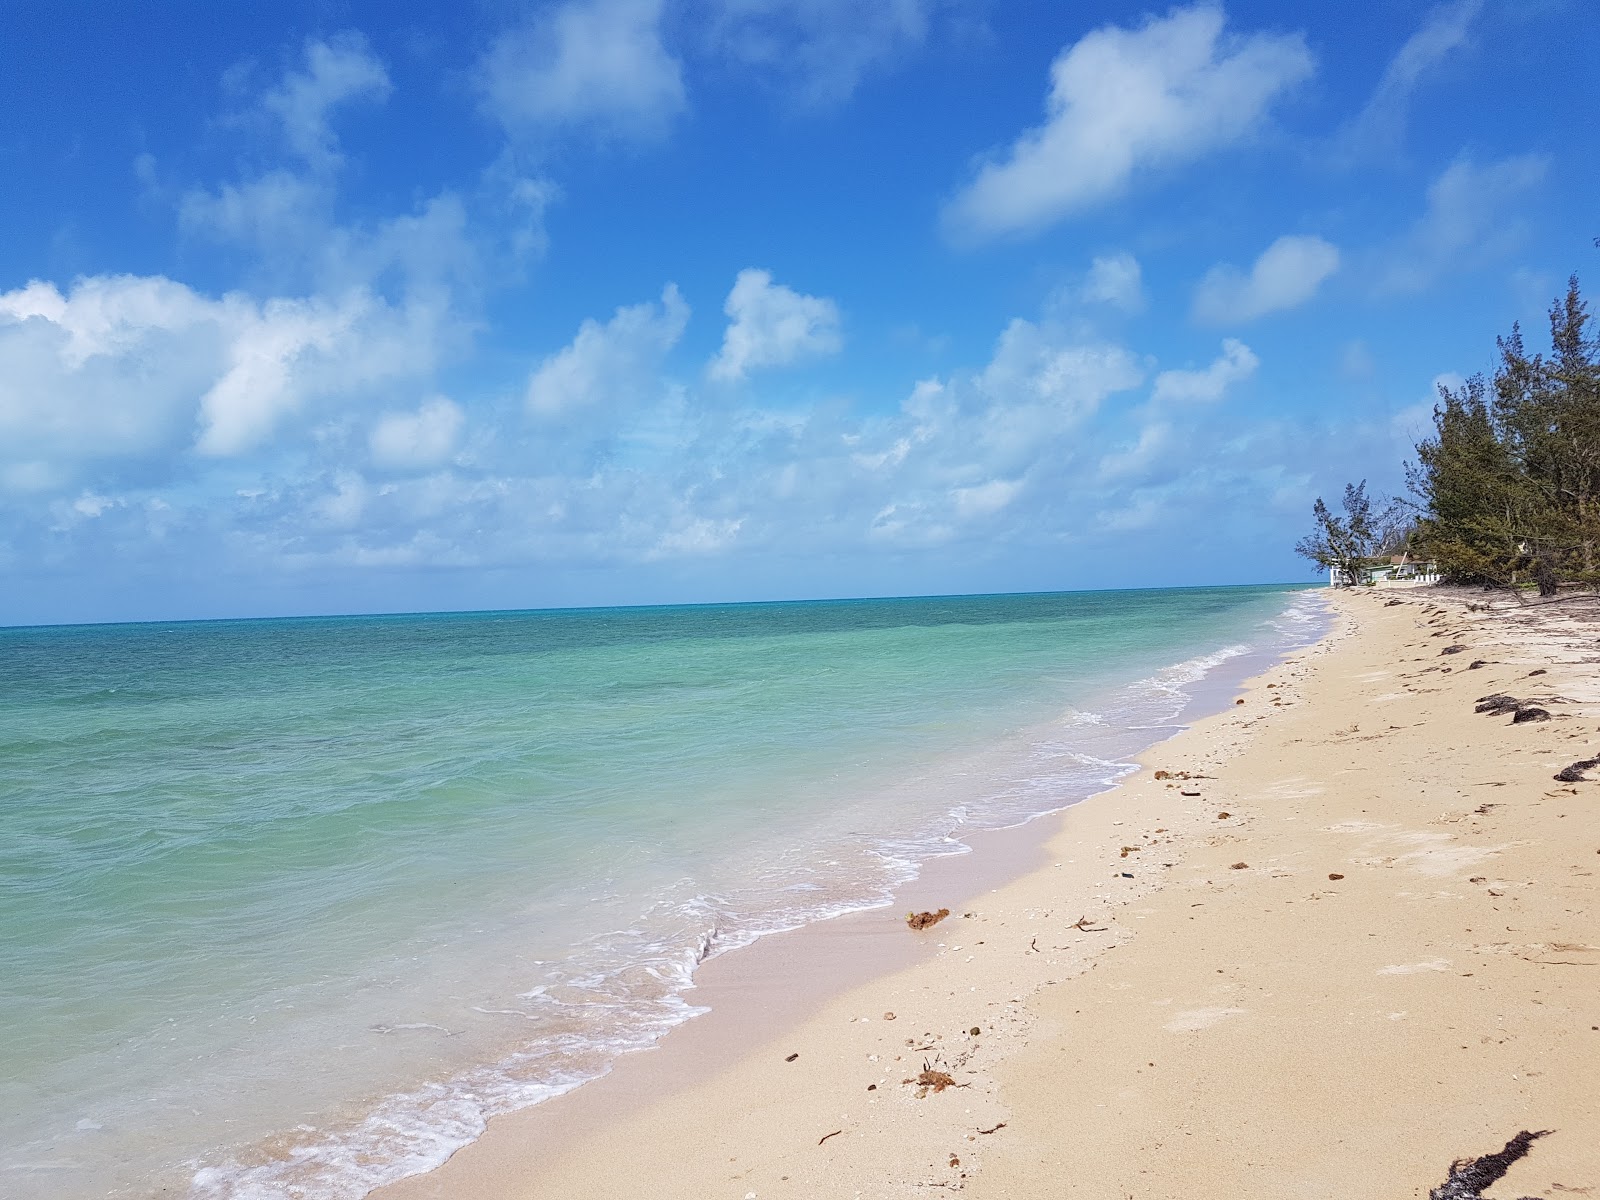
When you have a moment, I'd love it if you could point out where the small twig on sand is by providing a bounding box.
[1072,916,1106,932]
[1028,937,1039,953]
[818,1129,843,1145]
[976,1123,1007,1135]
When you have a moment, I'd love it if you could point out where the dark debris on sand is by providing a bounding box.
[1474,694,1553,723]
[906,907,950,931]
[1554,755,1600,783]
[1476,694,1522,715]
[1429,1129,1551,1200]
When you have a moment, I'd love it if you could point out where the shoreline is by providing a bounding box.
[371,597,1334,1199]
[377,586,1600,1198]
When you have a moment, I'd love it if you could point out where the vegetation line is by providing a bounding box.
[1299,275,1600,594]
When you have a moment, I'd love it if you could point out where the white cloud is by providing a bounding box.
[315,471,371,528]
[182,172,486,304]
[527,284,690,416]
[196,290,439,456]
[1150,338,1259,404]
[1192,234,1340,324]
[647,516,744,559]
[976,319,1143,422]
[0,276,223,481]
[262,33,391,169]
[0,268,1384,610]
[1378,154,1548,294]
[499,169,563,260]
[1096,420,1173,481]
[0,273,444,486]
[479,0,685,140]
[708,269,842,382]
[1080,252,1144,311]
[706,0,938,104]
[952,477,1023,519]
[180,170,330,251]
[72,491,124,519]
[1333,0,1483,163]
[944,5,1312,240]
[180,48,498,303]
[369,398,465,470]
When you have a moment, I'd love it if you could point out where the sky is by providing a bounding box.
[1,0,1596,625]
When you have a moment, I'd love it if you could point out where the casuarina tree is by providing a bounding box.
[1409,275,1600,589]
[1295,480,1408,586]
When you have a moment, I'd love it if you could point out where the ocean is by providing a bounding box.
[0,585,1324,1199]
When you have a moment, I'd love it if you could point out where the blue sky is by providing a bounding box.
[2,0,1595,625]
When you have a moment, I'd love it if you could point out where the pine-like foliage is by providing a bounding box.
[1410,276,1600,589]
[1295,480,1407,585]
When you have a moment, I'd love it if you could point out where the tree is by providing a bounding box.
[1494,277,1600,580]
[1408,275,1600,591]
[1295,480,1407,586]
[1408,374,1529,586]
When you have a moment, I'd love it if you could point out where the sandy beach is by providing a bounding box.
[378,587,1600,1199]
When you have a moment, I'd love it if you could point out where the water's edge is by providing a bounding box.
[349,592,1332,1200]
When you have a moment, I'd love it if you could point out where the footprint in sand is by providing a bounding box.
[1163,1007,1246,1033]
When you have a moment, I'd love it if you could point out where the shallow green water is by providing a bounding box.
[0,585,1320,1198]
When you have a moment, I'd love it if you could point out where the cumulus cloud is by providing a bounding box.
[706,0,939,104]
[1377,154,1548,294]
[1079,252,1144,311]
[1150,338,1259,404]
[369,397,465,470]
[944,5,1312,240]
[527,284,690,416]
[0,277,219,489]
[1332,0,1483,163]
[479,0,685,140]
[0,273,444,487]
[262,33,391,169]
[1192,234,1339,324]
[3,266,1389,624]
[708,269,842,382]
[849,327,1141,546]
[974,319,1144,443]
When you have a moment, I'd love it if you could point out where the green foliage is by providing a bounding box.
[1408,275,1600,592]
[1295,480,1407,585]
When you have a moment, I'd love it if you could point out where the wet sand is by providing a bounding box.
[378,588,1600,1199]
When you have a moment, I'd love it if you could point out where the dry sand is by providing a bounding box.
[378,588,1600,1200]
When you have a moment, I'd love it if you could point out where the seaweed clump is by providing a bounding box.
[1474,694,1552,723]
[1429,1129,1551,1200]
[1554,755,1600,783]
[906,907,950,931]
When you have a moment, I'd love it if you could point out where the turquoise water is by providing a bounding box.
[0,586,1321,1198]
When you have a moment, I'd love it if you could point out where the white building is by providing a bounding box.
[1329,555,1440,587]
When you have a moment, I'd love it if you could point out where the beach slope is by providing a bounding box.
[381,590,1600,1199]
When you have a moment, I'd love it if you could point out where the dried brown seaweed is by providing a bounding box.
[1429,1129,1551,1200]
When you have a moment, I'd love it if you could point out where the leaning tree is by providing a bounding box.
[1295,480,1408,587]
